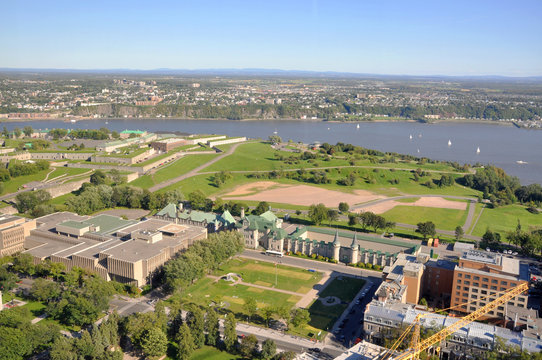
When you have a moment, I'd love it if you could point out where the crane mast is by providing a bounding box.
[380,282,529,360]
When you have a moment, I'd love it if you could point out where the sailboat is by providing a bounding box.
[476,147,480,154]
[417,148,420,153]
[356,124,360,129]
[409,134,413,140]
[448,139,452,146]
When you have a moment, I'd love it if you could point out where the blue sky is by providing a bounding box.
[1,0,541,76]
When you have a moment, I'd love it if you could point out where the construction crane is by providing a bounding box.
[379,282,529,360]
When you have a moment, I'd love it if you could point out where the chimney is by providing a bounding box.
[241,207,245,218]
[178,202,183,211]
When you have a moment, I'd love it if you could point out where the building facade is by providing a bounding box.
[0,215,36,257]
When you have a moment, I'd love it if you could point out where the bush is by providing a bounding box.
[358,262,366,268]
[373,264,381,271]
[310,253,317,259]
[365,263,373,270]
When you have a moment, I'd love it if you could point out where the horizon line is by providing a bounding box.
[1,67,541,79]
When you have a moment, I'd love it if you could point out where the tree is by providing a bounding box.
[14,190,51,214]
[416,221,436,240]
[308,203,328,225]
[12,253,36,276]
[23,126,33,137]
[327,209,339,224]
[274,305,291,330]
[50,337,77,360]
[338,202,350,213]
[205,308,220,347]
[455,226,464,241]
[262,307,275,328]
[224,313,237,352]
[254,201,270,215]
[186,307,205,349]
[140,327,168,360]
[240,334,259,358]
[13,127,21,138]
[261,339,277,359]
[90,170,107,185]
[290,308,310,328]
[2,126,8,138]
[268,135,282,145]
[348,214,358,226]
[176,323,195,360]
[243,297,258,322]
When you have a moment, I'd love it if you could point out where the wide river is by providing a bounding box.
[2,119,541,185]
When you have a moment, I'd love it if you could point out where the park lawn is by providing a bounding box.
[46,167,91,181]
[214,258,322,294]
[131,154,218,189]
[182,277,301,316]
[157,173,254,197]
[382,205,468,231]
[471,204,542,237]
[48,192,76,206]
[1,169,50,195]
[190,346,239,360]
[319,276,365,302]
[466,202,485,234]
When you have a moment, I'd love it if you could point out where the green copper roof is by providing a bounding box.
[260,210,277,222]
[220,210,235,225]
[332,229,340,246]
[351,232,358,249]
[156,203,177,218]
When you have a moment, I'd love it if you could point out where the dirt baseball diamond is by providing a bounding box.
[356,196,468,214]
[222,182,383,207]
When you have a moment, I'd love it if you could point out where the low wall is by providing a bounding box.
[30,152,93,161]
[207,137,246,147]
[45,177,90,198]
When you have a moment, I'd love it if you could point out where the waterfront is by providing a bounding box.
[2,119,541,184]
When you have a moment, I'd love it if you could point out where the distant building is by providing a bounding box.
[150,138,187,152]
[119,130,147,139]
[241,209,286,251]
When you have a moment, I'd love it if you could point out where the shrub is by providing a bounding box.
[373,264,381,271]
[358,262,365,268]
[365,263,373,270]
[310,253,317,259]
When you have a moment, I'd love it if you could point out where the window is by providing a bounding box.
[456,285,461,290]
[472,295,478,299]
[463,292,468,297]
[500,287,506,291]
[457,279,462,284]
[472,288,478,293]
[483,278,489,282]
[501,281,507,286]
[456,291,460,296]
[464,287,469,291]
[481,290,487,294]
[491,279,498,284]
[474,276,480,281]
[491,286,497,290]
[474,282,479,287]
[465,274,471,279]
[458,273,462,278]
[482,284,488,289]
[464,281,470,285]
[510,282,517,287]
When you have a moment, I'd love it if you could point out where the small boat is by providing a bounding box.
[409,134,413,140]
[448,139,452,146]
[476,147,480,154]
[105,121,109,125]
[417,148,420,153]
[418,134,422,138]
[327,127,330,130]
[70,119,77,123]
[273,130,278,135]
[356,124,360,129]
[516,160,528,164]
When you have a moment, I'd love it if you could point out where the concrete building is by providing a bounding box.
[97,133,157,152]
[119,130,147,139]
[450,250,529,318]
[207,137,247,147]
[150,138,187,152]
[23,212,207,286]
[363,300,542,358]
[91,148,155,165]
[0,215,36,257]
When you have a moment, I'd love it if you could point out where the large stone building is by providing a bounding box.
[22,212,207,286]
[241,210,286,251]
[450,250,529,318]
[154,203,238,233]
[0,215,36,256]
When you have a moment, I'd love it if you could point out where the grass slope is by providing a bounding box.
[472,204,542,237]
[382,205,468,231]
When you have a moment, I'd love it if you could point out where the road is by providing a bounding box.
[148,142,244,192]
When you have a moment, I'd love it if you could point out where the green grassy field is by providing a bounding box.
[471,204,542,237]
[131,154,218,189]
[189,346,239,360]
[382,204,468,231]
[214,258,322,294]
[46,167,91,181]
[1,169,50,195]
[182,277,301,316]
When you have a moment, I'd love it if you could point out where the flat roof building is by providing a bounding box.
[0,215,36,257]
[23,212,207,286]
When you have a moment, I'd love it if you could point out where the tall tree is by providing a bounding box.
[417,221,436,240]
[290,308,310,328]
[140,327,168,360]
[205,308,220,347]
[455,226,464,241]
[23,126,33,137]
[239,334,259,358]
[308,203,328,225]
[243,297,258,322]
[186,307,205,349]
[176,323,195,360]
[261,339,277,359]
[223,313,237,352]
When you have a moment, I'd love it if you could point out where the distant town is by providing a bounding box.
[1,71,541,128]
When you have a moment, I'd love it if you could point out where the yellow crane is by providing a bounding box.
[379,282,529,360]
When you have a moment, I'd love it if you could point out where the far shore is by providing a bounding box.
[0,116,520,127]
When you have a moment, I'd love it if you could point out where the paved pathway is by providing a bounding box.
[148,142,244,192]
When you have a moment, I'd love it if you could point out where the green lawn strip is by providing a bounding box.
[156,173,254,196]
[130,175,155,188]
[319,277,365,302]
[182,278,300,317]
[467,202,485,234]
[396,197,420,203]
[131,151,175,167]
[471,204,542,237]
[214,258,322,294]
[381,205,468,231]
[189,346,239,360]
[49,192,76,206]
[47,167,90,180]
[1,169,50,195]
[153,154,218,184]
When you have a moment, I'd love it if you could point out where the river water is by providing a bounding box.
[2,119,541,185]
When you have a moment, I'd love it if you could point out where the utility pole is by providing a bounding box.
[275,262,278,287]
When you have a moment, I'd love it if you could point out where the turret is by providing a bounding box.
[332,229,340,261]
[350,232,359,264]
